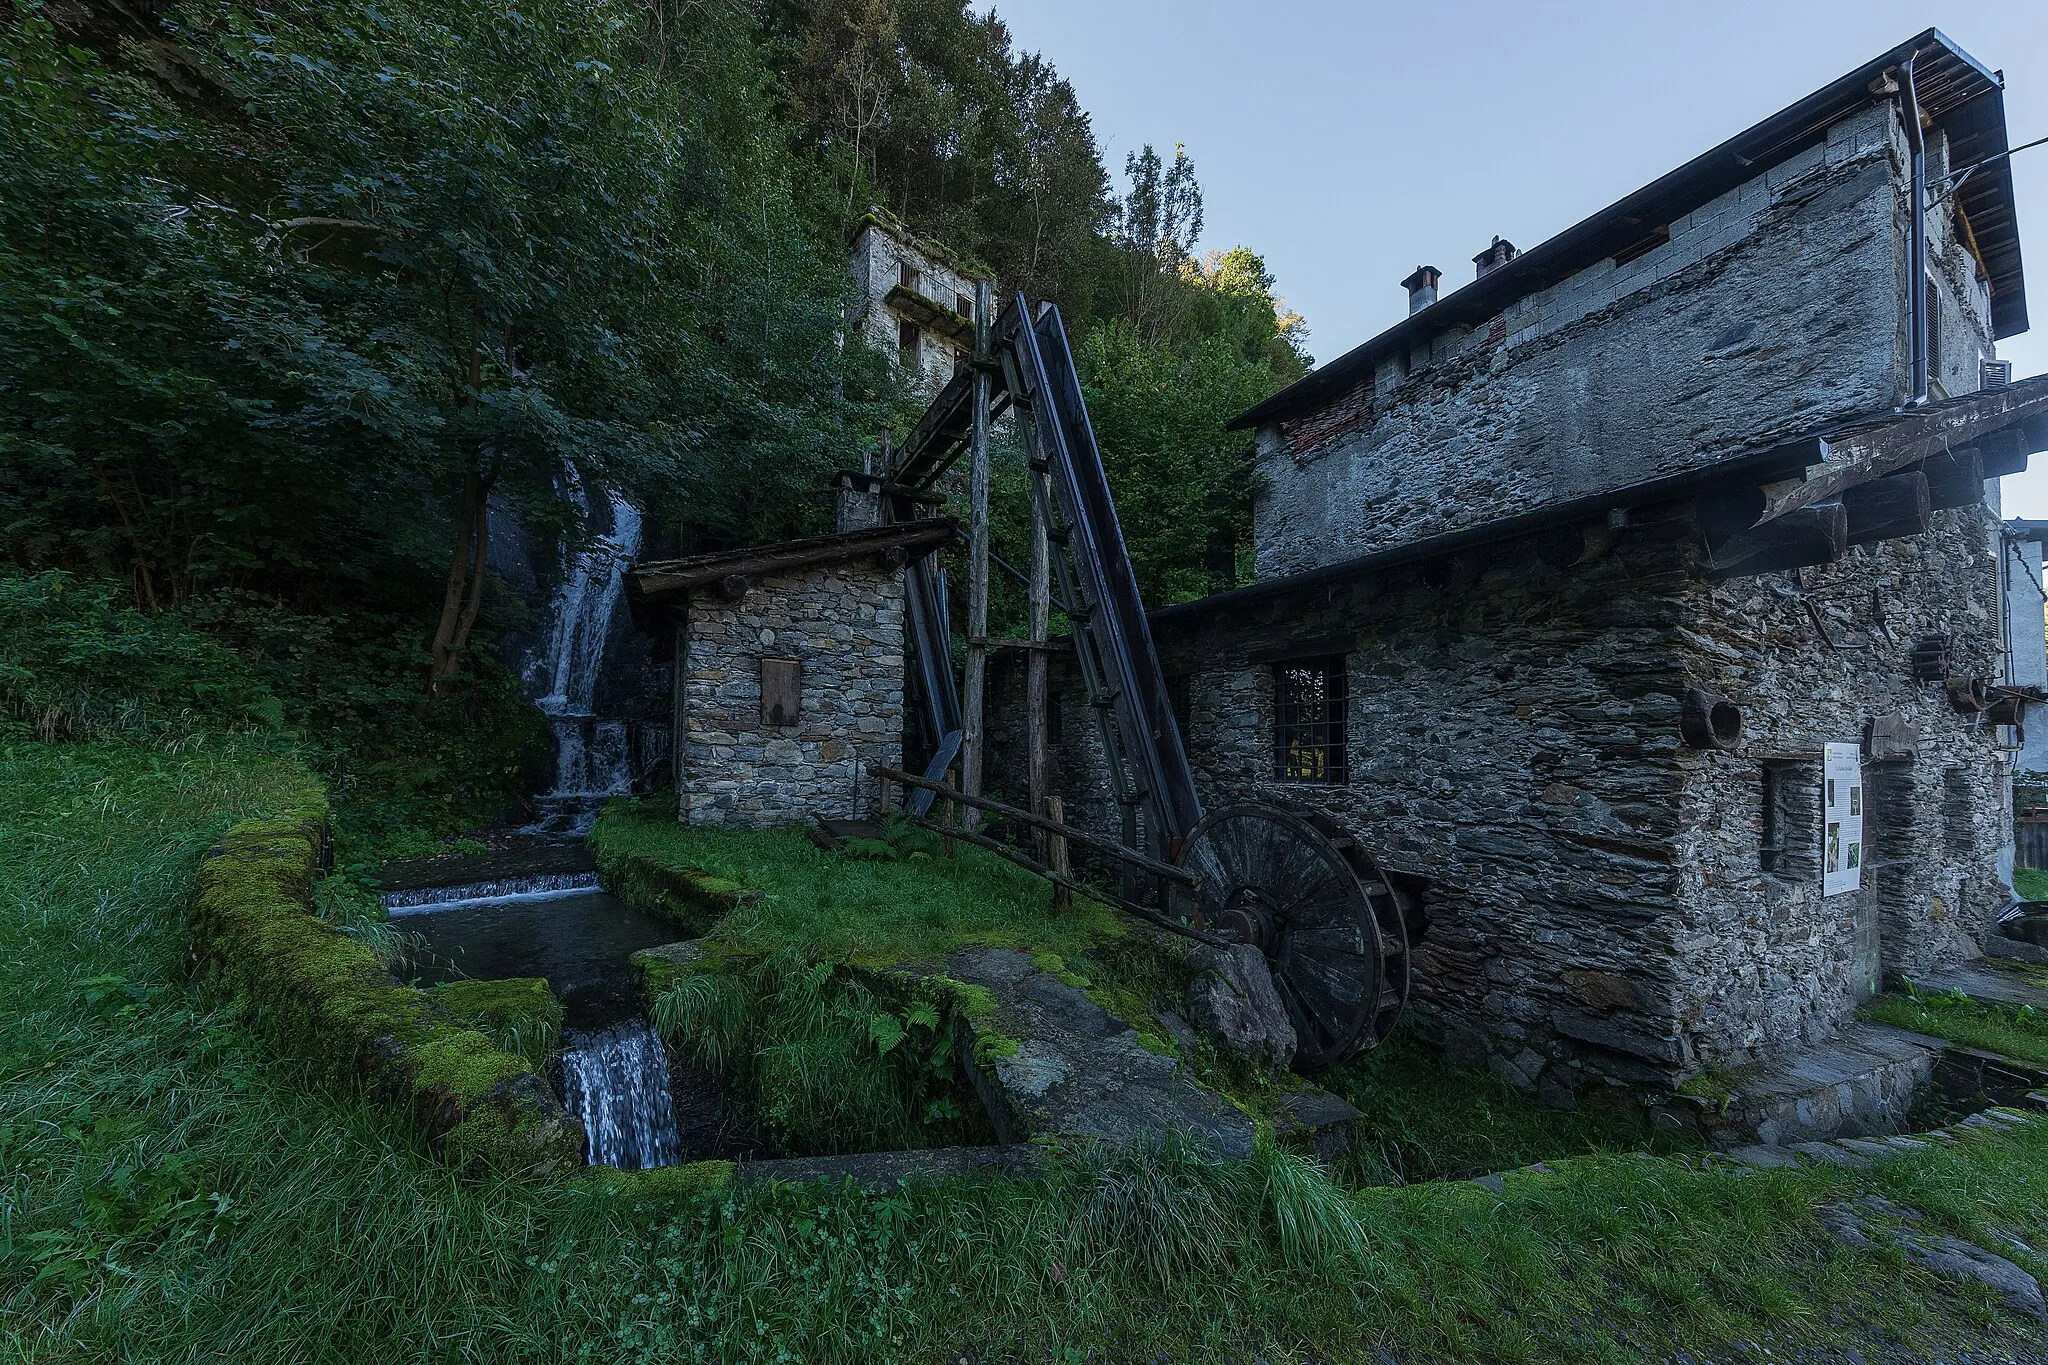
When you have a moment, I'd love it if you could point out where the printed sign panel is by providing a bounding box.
[1823,741,1863,896]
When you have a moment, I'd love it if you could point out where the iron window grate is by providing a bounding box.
[1273,657,1348,784]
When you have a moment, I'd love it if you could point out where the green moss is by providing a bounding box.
[187,800,577,1174]
[429,979,562,1069]
[1676,1063,1742,1111]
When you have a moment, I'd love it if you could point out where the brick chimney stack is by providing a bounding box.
[1401,265,1442,314]
[1473,236,1518,279]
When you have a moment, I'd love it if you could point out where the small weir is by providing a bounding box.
[383,871,600,916]
[560,1020,681,1169]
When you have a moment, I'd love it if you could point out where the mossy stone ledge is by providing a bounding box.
[186,800,584,1175]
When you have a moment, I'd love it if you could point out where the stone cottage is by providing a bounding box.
[626,520,954,828]
[994,31,2048,1106]
[848,208,993,391]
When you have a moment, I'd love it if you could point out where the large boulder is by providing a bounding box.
[1185,943,1296,1073]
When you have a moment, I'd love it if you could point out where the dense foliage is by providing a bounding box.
[2,0,1307,829]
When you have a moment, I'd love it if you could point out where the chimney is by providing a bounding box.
[1473,236,1518,279]
[1401,265,1442,314]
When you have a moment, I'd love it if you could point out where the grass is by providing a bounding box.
[2015,867,2048,902]
[1323,1033,1698,1184]
[7,740,2048,1360]
[591,798,1128,965]
[1862,985,2048,1067]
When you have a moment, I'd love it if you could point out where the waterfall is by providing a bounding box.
[525,467,644,834]
[560,1019,681,1169]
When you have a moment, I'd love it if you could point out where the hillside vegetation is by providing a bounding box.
[2,0,1304,841]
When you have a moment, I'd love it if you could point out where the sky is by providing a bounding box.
[974,0,2048,512]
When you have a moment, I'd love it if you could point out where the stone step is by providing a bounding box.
[1708,1020,1942,1147]
[910,947,1258,1159]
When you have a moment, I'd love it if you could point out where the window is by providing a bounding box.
[898,262,920,292]
[1760,760,1820,879]
[956,291,975,321]
[760,658,802,728]
[898,317,920,360]
[1925,278,1943,390]
[1273,658,1348,784]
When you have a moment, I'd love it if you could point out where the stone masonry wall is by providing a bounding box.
[1253,103,1996,578]
[678,563,905,828]
[995,499,2014,1101]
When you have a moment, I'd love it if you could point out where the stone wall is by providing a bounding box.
[994,498,2015,1100]
[677,563,905,828]
[1252,104,1999,578]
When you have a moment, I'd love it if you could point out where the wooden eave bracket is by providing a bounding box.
[884,284,974,346]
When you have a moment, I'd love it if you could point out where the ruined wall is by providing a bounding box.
[995,499,2014,1099]
[677,564,904,828]
[848,219,979,391]
[1254,102,1919,577]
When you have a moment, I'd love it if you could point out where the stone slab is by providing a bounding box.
[1912,960,2048,1011]
[920,948,1258,1159]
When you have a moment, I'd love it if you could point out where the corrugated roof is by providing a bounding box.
[1231,29,2025,431]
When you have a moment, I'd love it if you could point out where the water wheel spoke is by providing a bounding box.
[1175,802,1414,1072]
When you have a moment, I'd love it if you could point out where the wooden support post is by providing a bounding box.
[1045,793,1072,910]
[1027,448,1052,859]
[961,279,994,831]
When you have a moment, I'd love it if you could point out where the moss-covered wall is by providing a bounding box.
[186,799,584,1174]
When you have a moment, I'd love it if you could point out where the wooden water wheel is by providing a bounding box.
[1171,804,1413,1072]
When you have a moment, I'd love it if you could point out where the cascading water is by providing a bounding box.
[559,1019,682,1169]
[524,467,644,834]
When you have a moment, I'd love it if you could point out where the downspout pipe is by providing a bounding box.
[1901,51,1929,405]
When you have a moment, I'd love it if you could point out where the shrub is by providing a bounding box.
[0,571,282,740]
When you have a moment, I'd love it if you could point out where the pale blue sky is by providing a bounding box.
[977,0,2048,512]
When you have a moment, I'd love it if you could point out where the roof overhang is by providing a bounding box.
[1231,29,2025,432]
[626,519,957,608]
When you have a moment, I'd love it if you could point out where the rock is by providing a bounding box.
[919,948,1258,1159]
[1271,1088,1361,1161]
[1725,1144,1798,1168]
[1822,1196,2047,1321]
[1185,943,1297,1073]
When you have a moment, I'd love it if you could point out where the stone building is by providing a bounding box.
[848,208,992,391]
[994,32,2048,1109]
[626,520,954,829]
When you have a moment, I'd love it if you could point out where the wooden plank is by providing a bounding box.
[1027,450,1052,861]
[760,658,802,727]
[868,763,1198,888]
[1756,378,2048,524]
[896,810,1221,945]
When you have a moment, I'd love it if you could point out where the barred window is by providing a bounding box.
[1273,658,1348,784]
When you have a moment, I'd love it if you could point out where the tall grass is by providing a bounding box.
[5,740,2046,1361]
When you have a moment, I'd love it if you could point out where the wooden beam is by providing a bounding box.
[1756,379,2048,523]
[1842,471,1931,546]
[717,573,749,601]
[1692,486,1767,551]
[1975,426,2031,479]
[1705,502,1847,580]
[960,280,994,832]
[1920,448,1985,511]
